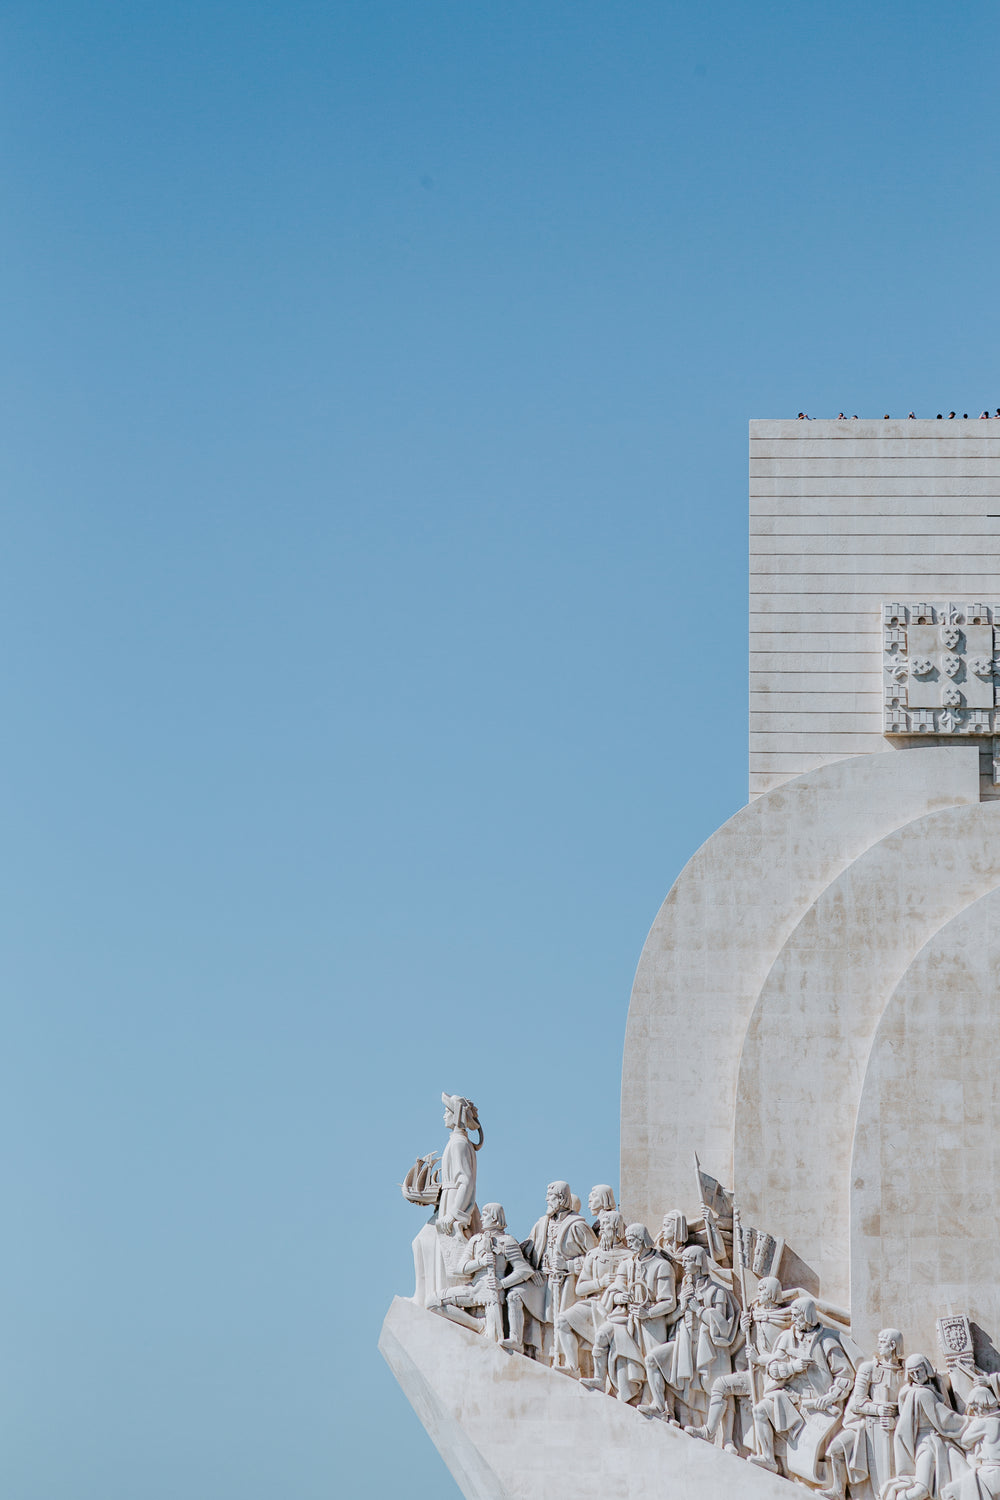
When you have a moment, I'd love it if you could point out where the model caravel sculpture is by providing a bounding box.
[401,1152,441,1207]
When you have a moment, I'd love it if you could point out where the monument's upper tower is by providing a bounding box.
[750,418,1000,798]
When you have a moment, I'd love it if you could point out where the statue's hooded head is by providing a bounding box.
[625,1222,653,1252]
[904,1354,936,1387]
[481,1202,506,1231]
[659,1210,688,1246]
[546,1181,572,1214]
[588,1184,616,1215]
[442,1093,484,1147]
[790,1296,819,1332]
[599,1210,626,1247]
[681,1245,709,1278]
[967,1385,998,1416]
[877,1328,904,1362]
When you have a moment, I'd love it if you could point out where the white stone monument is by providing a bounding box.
[381,420,1000,1500]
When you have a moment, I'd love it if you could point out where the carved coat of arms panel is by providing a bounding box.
[883,603,999,735]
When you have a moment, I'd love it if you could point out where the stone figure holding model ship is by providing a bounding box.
[402,1091,484,1308]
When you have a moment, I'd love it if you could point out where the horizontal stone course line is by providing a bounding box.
[751,714,881,731]
[748,609,956,621]
[750,696,883,712]
[749,687,881,699]
[750,633,884,648]
[751,439,1000,456]
[752,463,1000,477]
[751,479,1000,495]
[748,679,883,690]
[749,612,900,625]
[749,732,888,747]
[755,522,1000,534]
[751,536,1000,552]
[750,606,958,619]
[752,496,1000,509]
[751,676,882,693]
[752,556,1000,575]
[750,652,881,669]
[751,581,1000,597]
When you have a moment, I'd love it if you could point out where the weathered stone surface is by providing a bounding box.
[379,1296,793,1500]
[621,746,981,1227]
[852,885,1000,1357]
[735,799,1000,1308]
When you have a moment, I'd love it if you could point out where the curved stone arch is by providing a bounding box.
[734,800,1000,1307]
[851,886,1000,1357]
[619,747,980,1228]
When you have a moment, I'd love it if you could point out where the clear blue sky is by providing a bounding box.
[1,3,998,1496]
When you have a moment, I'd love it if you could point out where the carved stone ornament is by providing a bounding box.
[883,604,1000,736]
[394,1096,1000,1500]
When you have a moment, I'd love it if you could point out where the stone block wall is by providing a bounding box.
[750,419,1000,797]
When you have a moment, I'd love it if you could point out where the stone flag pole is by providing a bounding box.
[381,420,1000,1500]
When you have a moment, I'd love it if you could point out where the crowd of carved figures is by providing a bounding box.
[403,1096,1000,1500]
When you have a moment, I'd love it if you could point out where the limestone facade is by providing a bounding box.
[750,419,1000,798]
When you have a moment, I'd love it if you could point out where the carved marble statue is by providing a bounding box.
[821,1328,906,1500]
[645,1244,739,1426]
[407,1092,485,1308]
[685,1274,790,1451]
[553,1209,629,1376]
[438,1093,484,1235]
[584,1223,676,1404]
[505,1182,596,1359]
[587,1184,617,1234]
[944,1387,1000,1500]
[881,1356,966,1500]
[748,1295,854,1482]
[436,1203,535,1341]
[657,1210,691,1264]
